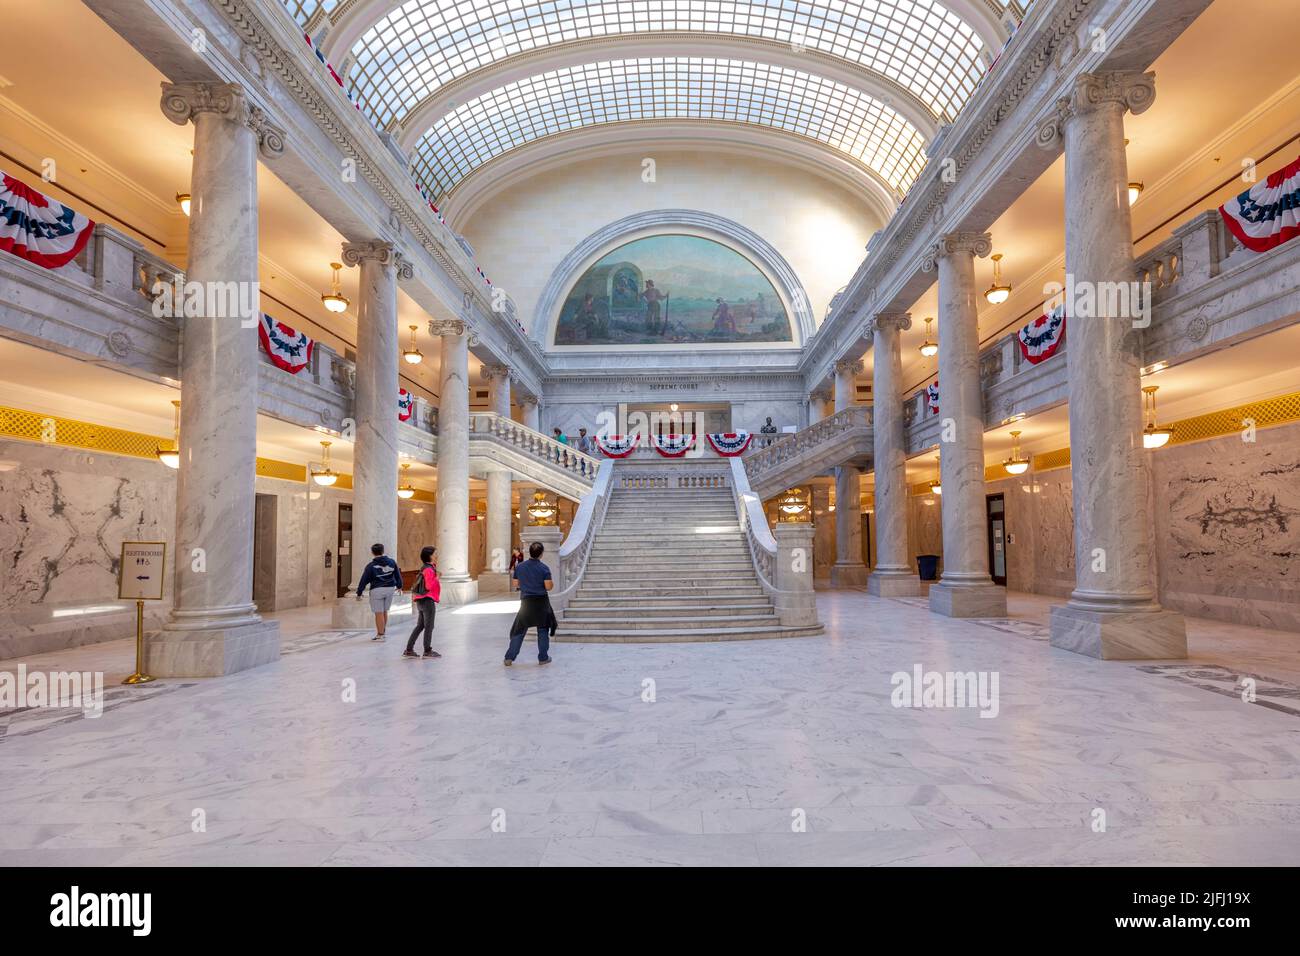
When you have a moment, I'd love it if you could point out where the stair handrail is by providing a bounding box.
[551,458,616,614]
[744,405,870,482]
[729,457,778,592]
[468,411,601,483]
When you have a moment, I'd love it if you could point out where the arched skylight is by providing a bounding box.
[283,0,339,30]
[410,57,929,201]
[348,0,986,131]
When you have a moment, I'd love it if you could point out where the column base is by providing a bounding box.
[1049,604,1187,660]
[332,597,383,630]
[867,572,922,598]
[146,619,280,677]
[929,581,1007,618]
[829,563,870,589]
[477,571,511,596]
[440,577,480,606]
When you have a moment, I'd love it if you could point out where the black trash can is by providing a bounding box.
[917,554,940,581]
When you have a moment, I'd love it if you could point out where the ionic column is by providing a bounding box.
[811,388,834,421]
[830,358,868,587]
[1036,72,1186,658]
[517,395,540,431]
[867,313,921,597]
[432,316,479,605]
[481,364,513,592]
[150,82,284,676]
[922,232,1006,618]
[332,241,411,627]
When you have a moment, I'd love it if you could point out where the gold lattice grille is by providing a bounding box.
[0,405,167,459]
[1032,447,1072,472]
[1169,392,1300,445]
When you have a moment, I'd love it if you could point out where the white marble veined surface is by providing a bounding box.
[0,591,1298,866]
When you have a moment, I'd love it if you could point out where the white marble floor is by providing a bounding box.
[2,591,1300,866]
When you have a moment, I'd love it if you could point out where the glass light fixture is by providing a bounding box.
[918,316,938,357]
[984,253,1011,305]
[311,440,339,486]
[156,400,181,468]
[1142,385,1174,449]
[777,487,809,522]
[526,491,557,526]
[397,462,415,499]
[320,262,350,314]
[175,192,191,216]
[929,454,942,495]
[1003,430,1030,475]
[1128,182,1144,205]
[402,324,423,365]
[669,403,679,412]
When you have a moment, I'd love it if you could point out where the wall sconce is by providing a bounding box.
[918,316,938,357]
[311,440,339,486]
[397,462,415,499]
[320,262,349,314]
[156,400,181,468]
[1142,386,1174,449]
[1003,429,1030,475]
[175,192,191,216]
[984,253,1011,305]
[402,324,423,365]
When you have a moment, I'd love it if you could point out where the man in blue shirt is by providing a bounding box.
[355,543,402,641]
[505,541,555,666]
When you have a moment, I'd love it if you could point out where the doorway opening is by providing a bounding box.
[986,493,1007,587]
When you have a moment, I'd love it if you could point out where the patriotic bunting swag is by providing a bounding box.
[926,381,940,415]
[706,432,753,456]
[398,388,414,422]
[653,433,696,458]
[595,434,639,458]
[1219,152,1300,253]
[1017,304,1067,365]
[257,314,314,374]
[0,170,95,269]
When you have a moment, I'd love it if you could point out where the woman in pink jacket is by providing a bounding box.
[403,546,441,659]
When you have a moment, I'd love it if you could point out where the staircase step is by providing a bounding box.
[573,585,766,599]
[555,623,826,643]
[562,603,775,619]
[561,613,777,630]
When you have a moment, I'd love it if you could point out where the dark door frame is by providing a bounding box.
[986,493,1007,587]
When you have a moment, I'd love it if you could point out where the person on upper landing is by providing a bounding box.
[356,543,402,642]
[553,427,568,445]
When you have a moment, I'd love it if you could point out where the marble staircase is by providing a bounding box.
[557,484,824,642]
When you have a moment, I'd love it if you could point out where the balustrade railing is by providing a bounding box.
[729,458,778,591]
[551,461,615,612]
[744,404,871,481]
[469,412,600,481]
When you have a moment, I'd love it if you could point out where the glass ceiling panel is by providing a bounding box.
[349,0,985,131]
[283,0,340,29]
[410,57,929,201]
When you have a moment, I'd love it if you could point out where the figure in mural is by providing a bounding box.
[554,234,794,346]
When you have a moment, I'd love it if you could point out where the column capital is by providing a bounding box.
[341,241,414,279]
[921,232,992,273]
[1036,71,1156,151]
[429,318,467,337]
[480,364,511,383]
[517,395,538,409]
[868,312,912,337]
[160,82,285,160]
[810,387,832,403]
[833,358,864,377]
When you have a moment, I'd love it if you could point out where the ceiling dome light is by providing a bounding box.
[397,462,416,499]
[312,440,339,486]
[1003,429,1030,475]
[321,262,350,314]
[1128,182,1144,206]
[402,324,423,365]
[918,316,938,357]
[175,192,191,216]
[1142,385,1174,449]
[156,400,181,468]
[984,253,1011,305]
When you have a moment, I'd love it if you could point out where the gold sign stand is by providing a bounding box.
[123,600,155,685]
[118,541,166,686]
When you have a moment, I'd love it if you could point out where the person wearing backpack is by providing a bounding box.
[355,543,402,641]
[403,545,441,660]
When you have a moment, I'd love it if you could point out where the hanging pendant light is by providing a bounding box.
[402,324,423,365]
[1128,182,1145,205]
[918,316,938,357]
[156,400,181,468]
[320,262,350,314]
[777,487,809,521]
[397,462,415,499]
[526,491,557,525]
[929,453,942,495]
[1003,429,1030,475]
[312,440,339,486]
[175,192,192,216]
[984,253,1012,305]
[1142,386,1174,449]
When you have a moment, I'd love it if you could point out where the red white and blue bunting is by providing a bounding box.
[303,33,362,113]
[1017,303,1067,365]
[398,388,414,423]
[926,381,940,415]
[706,432,753,456]
[257,313,314,374]
[0,170,95,269]
[1219,152,1300,254]
[653,433,696,458]
[595,434,640,458]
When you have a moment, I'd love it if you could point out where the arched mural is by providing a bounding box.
[554,234,793,346]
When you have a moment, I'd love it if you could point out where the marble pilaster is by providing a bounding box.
[831,359,868,587]
[332,241,411,627]
[481,365,514,593]
[921,233,1006,618]
[149,82,283,676]
[433,316,479,605]
[867,313,922,597]
[1037,71,1186,659]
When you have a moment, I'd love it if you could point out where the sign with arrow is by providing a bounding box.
[118,541,167,601]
